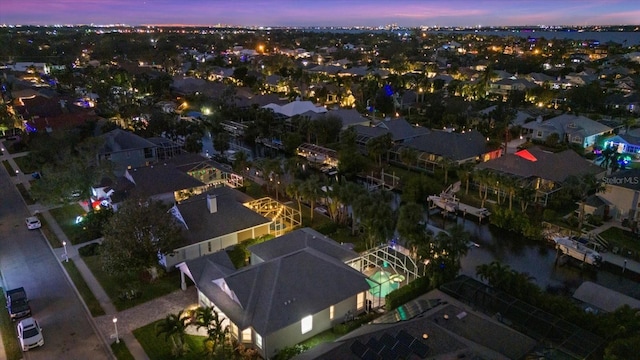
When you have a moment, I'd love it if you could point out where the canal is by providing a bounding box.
[429,214,640,300]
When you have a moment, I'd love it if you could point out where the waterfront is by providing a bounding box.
[428,215,640,301]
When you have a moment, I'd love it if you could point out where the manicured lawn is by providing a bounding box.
[37,212,63,248]
[82,255,182,311]
[133,320,206,360]
[299,329,340,348]
[0,288,23,360]
[16,183,35,205]
[49,204,93,244]
[111,340,136,360]
[2,160,16,176]
[13,155,38,174]
[62,261,106,316]
[599,227,640,254]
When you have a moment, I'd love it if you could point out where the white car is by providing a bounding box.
[25,217,41,230]
[17,317,44,351]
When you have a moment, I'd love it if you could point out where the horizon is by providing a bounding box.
[1,0,640,28]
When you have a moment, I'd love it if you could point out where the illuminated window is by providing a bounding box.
[255,332,263,349]
[230,323,238,338]
[329,305,335,320]
[357,292,365,310]
[301,315,313,334]
[241,328,252,343]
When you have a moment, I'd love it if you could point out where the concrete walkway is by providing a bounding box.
[1,141,198,360]
[589,221,640,274]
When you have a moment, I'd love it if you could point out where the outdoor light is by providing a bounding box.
[113,317,119,343]
[62,241,68,262]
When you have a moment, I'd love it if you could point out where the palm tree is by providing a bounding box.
[195,306,230,357]
[156,310,190,357]
[301,176,322,222]
[517,185,536,213]
[456,163,473,195]
[286,180,303,216]
[564,174,606,229]
[397,202,427,259]
[399,147,419,170]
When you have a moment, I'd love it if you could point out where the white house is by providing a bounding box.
[176,228,370,358]
[521,114,613,149]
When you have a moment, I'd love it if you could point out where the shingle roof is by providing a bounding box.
[100,129,158,153]
[475,147,604,183]
[403,130,488,161]
[187,228,370,336]
[176,187,270,245]
[602,168,640,191]
[125,164,206,198]
[249,227,359,263]
[377,118,429,142]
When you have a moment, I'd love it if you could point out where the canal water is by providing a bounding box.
[428,214,640,300]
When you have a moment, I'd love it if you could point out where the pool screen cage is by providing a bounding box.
[440,275,605,360]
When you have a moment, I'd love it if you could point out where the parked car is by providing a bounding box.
[6,287,31,321]
[17,317,44,351]
[25,217,41,230]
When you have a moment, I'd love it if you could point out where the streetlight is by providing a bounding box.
[113,317,119,343]
[62,241,68,262]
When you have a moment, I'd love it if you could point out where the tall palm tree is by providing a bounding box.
[195,306,230,357]
[156,310,190,357]
[301,176,322,222]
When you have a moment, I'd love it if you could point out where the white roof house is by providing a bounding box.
[263,100,327,118]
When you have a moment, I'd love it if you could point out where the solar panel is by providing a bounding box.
[396,330,415,347]
[351,340,369,357]
[410,340,430,357]
[378,347,399,360]
[379,333,398,348]
[366,338,385,353]
[391,342,412,359]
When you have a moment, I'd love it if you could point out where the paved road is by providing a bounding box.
[0,151,112,359]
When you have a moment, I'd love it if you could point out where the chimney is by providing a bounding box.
[206,194,217,214]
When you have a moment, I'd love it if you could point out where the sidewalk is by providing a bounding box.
[2,141,196,360]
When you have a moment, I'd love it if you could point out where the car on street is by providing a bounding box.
[17,317,44,351]
[25,216,41,230]
[6,287,31,321]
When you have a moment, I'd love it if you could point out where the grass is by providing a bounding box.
[37,212,63,247]
[244,179,267,199]
[599,227,640,254]
[12,155,38,174]
[82,255,182,311]
[111,340,136,360]
[133,320,206,360]
[49,204,93,244]
[62,261,106,316]
[0,288,23,360]
[15,183,35,205]
[2,160,16,176]
[299,329,341,349]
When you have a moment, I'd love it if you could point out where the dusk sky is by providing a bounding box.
[1,0,639,27]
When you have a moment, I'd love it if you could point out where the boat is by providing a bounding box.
[427,182,461,213]
[552,236,602,266]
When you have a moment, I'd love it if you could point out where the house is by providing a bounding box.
[97,129,159,175]
[489,77,536,98]
[521,114,613,150]
[166,153,244,188]
[597,168,640,221]
[326,108,370,130]
[262,100,327,118]
[165,187,274,268]
[299,275,601,359]
[390,130,502,171]
[176,228,370,358]
[351,118,429,154]
[475,147,605,205]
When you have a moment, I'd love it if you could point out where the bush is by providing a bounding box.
[543,209,558,222]
[78,242,101,257]
[314,221,338,235]
[332,312,378,335]
[385,276,432,310]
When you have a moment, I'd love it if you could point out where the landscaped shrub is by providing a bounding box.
[78,242,101,257]
[332,312,378,335]
[273,344,309,360]
[314,221,338,235]
[385,276,432,310]
[543,209,557,222]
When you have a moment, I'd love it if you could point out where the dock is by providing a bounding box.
[427,194,490,223]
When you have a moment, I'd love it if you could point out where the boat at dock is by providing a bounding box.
[427,182,491,220]
[552,235,603,266]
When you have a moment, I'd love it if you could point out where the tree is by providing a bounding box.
[399,147,418,170]
[101,198,184,277]
[366,133,393,167]
[420,225,470,286]
[156,310,190,358]
[286,179,304,216]
[301,176,322,222]
[563,174,606,229]
[194,306,230,358]
[396,202,427,259]
[357,190,396,249]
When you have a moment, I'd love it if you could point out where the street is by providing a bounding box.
[0,157,111,359]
